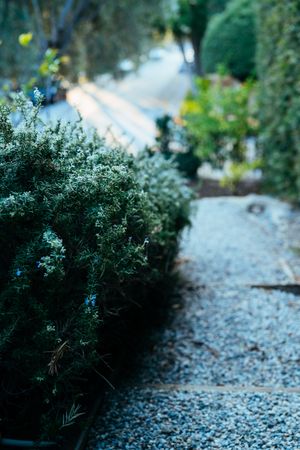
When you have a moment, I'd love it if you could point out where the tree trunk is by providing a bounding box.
[191,36,203,76]
[177,38,189,66]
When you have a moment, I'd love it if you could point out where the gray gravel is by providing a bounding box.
[181,196,300,286]
[88,388,300,450]
[130,287,300,387]
[87,196,300,450]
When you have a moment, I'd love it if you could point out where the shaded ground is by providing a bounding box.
[87,195,300,450]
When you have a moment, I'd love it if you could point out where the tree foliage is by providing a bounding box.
[0,0,167,83]
[257,0,300,198]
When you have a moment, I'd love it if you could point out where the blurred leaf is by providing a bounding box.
[18,32,33,47]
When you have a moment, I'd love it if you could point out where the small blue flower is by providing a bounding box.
[16,268,22,277]
[36,261,41,268]
[85,294,97,307]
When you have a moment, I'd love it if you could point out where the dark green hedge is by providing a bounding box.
[257,1,300,199]
[202,0,256,80]
[0,93,191,438]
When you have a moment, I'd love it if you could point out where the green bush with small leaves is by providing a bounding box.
[257,0,300,199]
[202,0,256,80]
[0,93,191,438]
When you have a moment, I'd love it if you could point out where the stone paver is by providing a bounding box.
[87,195,300,450]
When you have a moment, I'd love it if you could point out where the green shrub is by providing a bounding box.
[257,1,300,199]
[153,115,201,179]
[202,0,256,80]
[220,159,261,191]
[0,93,191,438]
[181,76,259,167]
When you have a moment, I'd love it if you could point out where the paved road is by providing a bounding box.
[87,195,300,449]
[42,45,190,153]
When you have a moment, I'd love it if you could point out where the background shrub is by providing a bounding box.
[202,0,256,80]
[257,1,300,199]
[181,76,259,167]
[0,93,191,438]
[153,115,201,179]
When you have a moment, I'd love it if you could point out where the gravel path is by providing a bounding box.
[87,195,300,450]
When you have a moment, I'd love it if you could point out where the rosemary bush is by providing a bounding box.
[0,93,191,437]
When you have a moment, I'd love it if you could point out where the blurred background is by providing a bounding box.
[0,0,297,199]
[2,0,295,201]
[0,0,260,189]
